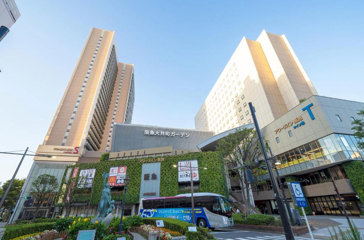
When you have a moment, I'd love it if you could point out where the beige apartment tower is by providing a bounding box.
[40,27,134,158]
[10,28,134,222]
[195,30,317,134]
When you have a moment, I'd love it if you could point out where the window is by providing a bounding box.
[335,114,342,122]
[288,130,293,137]
[151,173,157,180]
[245,110,249,116]
[276,137,280,143]
[243,102,247,107]
[238,107,242,112]
[144,174,150,181]
[241,95,245,100]
[240,115,244,120]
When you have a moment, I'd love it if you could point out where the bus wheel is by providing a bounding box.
[197,218,207,228]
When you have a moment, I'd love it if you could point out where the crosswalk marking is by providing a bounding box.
[217,236,313,240]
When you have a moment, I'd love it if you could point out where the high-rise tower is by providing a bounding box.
[11,28,134,222]
[195,30,317,134]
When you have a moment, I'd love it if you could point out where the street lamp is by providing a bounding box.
[118,175,130,235]
[173,164,207,225]
[267,148,295,226]
[249,102,295,240]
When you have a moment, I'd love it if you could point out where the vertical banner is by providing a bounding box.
[77,169,96,188]
[178,160,199,182]
[108,166,127,186]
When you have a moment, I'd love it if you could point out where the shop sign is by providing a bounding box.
[139,157,164,163]
[53,146,79,154]
[178,160,199,182]
[274,103,315,134]
[77,169,96,188]
[109,166,127,186]
[144,129,190,138]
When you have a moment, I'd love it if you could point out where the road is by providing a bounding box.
[212,229,312,240]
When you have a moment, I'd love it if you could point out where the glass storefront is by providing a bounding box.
[308,195,361,216]
[273,134,364,176]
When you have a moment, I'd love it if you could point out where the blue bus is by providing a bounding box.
[138,192,234,228]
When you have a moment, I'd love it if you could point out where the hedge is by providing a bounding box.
[58,152,227,206]
[3,222,56,240]
[233,213,278,226]
[343,161,364,204]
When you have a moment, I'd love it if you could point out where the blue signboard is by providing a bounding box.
[290,182,308,207]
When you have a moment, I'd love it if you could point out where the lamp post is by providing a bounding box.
[173,163,207,225]
[249,102,295,240]
[0,148,29,212]
[118,175,130,235]
[268,148,295,225]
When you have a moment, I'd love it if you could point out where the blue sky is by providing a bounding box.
[1,0,364,183]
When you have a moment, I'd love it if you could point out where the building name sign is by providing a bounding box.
[274,103,315,134]
[144,129,190,138]
[53,146,79,154]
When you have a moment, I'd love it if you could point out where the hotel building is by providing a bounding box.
[195,30,317,134]
[11,27,135,221]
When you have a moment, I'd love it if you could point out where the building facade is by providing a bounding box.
[11,28,135,222]
[110,124,214,155]
[255,96,364,215]
[195,30,317,134]
[0,0,20,41]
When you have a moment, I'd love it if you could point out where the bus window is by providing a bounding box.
[195,196,214,212]
[143,200,153,209]
[153,199,164,209]
[212,198,222,214]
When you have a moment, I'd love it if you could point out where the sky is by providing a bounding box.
[0,0,364,184]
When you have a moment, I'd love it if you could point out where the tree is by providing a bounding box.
[352,109,364,150]
[216,128,264,214]
[0,179,25,218]
[30,174,58,221]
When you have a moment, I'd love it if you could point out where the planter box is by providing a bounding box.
[234,223,311,235]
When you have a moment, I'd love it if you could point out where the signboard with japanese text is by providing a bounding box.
[290,182,308,207]
[178,160,199,182]
[109,166,127,187]
[77,169,96,188]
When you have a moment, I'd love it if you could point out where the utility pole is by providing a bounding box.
[0,147,29,211]
[190,164,195,225]
[249,103,295,240]
[118,176,129,235]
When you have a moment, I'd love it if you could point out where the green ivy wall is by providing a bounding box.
[59,152,227,206]
[343,160,364,204]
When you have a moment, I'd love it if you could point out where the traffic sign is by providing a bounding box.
[290,182,308,207]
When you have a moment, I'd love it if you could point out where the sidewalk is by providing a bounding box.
[301,215,364,239]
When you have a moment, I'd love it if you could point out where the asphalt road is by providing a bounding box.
[212,229,312,240]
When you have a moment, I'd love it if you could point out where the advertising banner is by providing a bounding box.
[140,208,205,224]
[178,160,199,182]
[109,166,127,187]
[77,169,96,188]
[66,167,79,202]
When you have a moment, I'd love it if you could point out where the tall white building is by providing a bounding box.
[195,30,317,134]
[0,0,20,41]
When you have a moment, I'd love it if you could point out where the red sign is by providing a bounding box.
[108,166,127,187]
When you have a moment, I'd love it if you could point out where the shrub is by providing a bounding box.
[55,217,74,232]
[244,214,275,226]
[103,233,131,240]
[142,217,194,235]
[232,213,244,223]
[3,222,55,240]
[10,232,42,240]
[110,216,143,231]
[66,218,107,240]
[186,228,215,240]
